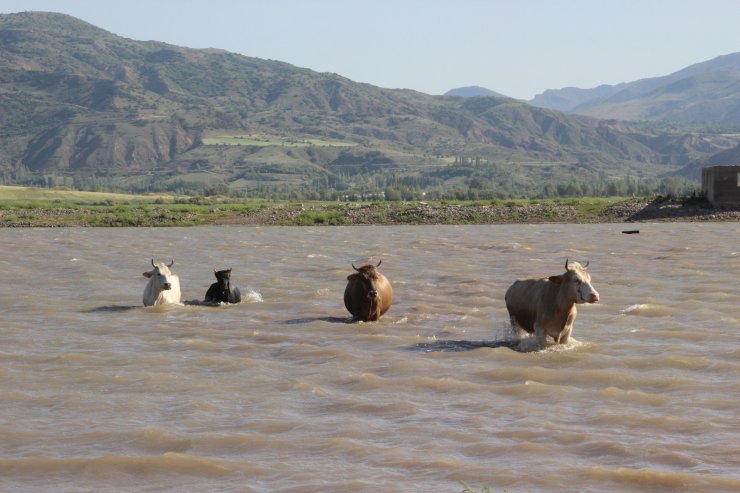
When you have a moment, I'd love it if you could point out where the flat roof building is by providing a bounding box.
[702,166,740,206]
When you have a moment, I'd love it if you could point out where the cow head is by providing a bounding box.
[549,258,600,304]
[214,268,232,282]
[143,259,176,291]
[214,268,232,290]
[348,260,383,299]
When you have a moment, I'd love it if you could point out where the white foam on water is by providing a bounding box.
[243,288,263,303]
[621,303,649,314]
[620,303,674,317]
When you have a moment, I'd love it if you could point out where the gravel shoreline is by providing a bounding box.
[1,198,738,227]
[214,198,740,226]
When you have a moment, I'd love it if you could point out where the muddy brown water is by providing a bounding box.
[1,224,738,492]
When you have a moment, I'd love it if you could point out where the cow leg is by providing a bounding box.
[509,314,527,333]
[534,322,547,346]
[556,325,572,344]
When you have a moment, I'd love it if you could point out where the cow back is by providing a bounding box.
[228,286,242,304]
[344,276,366,318]
[374,272,393,316]
[205,282,223,303]
[505,278,552,332]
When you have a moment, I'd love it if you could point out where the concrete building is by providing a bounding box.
[702,166,740,206]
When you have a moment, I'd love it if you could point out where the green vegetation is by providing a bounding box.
[0,186,728,227]
[0,185,171,205]
[0,186,268,227]
[10,162,701,203]
[202,133,356,148]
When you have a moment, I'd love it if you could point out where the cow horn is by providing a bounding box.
[565,258,569,270]
[376,259,382,268]
[584,260,590,268]
[151,259,156,267]
[352,263,359,272]
[168,259,175,267]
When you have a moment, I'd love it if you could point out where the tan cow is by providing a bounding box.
[142,259,182,306]
[505,259,599,345]
[344,260,393,322]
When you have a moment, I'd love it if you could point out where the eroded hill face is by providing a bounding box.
[1,11,739,195]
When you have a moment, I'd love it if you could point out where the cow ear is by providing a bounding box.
[548,275,563,284]
[143,271,153,278]
[347,273,359,281]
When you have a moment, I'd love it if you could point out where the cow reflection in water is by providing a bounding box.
[505,259,599,346]
[344,260,393,322]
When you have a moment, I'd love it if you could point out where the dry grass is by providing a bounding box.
[0,186,171,204]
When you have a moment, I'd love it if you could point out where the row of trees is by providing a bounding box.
[5,166,701,202]
[229,175,700,202]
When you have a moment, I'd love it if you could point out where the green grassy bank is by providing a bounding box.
[0,186,735,227]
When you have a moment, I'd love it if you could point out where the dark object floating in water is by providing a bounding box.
[84,305,139,312]
[622,230,640,234]
[409,340,521,352]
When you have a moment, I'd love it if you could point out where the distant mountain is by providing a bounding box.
[1,11,737,195]
[444,86,507,98]
[530,53,740,123]
[529,84,626,113]
[677,140,740,179]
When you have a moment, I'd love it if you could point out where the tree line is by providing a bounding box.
[3,162,701,202]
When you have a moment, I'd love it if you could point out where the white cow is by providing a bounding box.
[142,259,181,306]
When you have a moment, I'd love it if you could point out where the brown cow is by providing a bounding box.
[505,259,599,345]
[344,260,393,322]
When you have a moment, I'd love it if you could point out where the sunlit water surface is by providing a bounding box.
[0,224,738,493]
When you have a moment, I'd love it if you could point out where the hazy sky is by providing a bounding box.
[2,0,740,99]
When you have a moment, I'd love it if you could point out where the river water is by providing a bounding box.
[0,224,738,493]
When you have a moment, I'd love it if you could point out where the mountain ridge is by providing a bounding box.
[1,11,738,197]
[444,86,506,98]
[529,52,740,123]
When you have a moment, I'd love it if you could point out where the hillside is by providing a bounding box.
[1,11,738,197]
[444,86,507,98]
[530,53,740,124]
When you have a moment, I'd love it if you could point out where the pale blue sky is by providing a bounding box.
[2,0,740,99]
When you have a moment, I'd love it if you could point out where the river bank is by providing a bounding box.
[0,196,737,227]
[214,197,740,226]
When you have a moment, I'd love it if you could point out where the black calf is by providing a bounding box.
[205,268,242,304]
